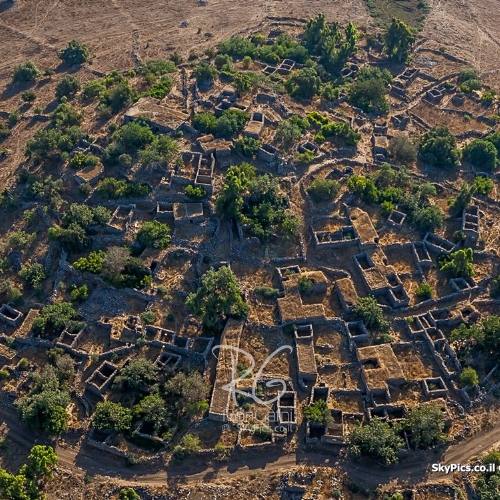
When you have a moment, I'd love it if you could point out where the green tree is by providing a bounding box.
[19,367,71,435]
[438,248,474,278]
[215,109,249,138]
[138,135,179,167]
[482,316,500,351]
[352,296,389,331]
[275,115,309,145]
[136,221,171,249]
[133,393,168,429]
[215,163,256,220]
[384,18,415,63]
[93,401,132,433]
[110,121,155,154]
[31,302,81,337]
[186,266,248,333]
[235,136,261,157]
[347,417,404,465]
[349,77,389,115]
[403,404,445,448]
[165,371,210,415]
[303,399,332,426]
[113,359,159,391]
[460,366,479,386]
[28,445,58,478]
[194,62,217,84]
[463,139,499,171]
[285,67,321,100]
[48,223,89,251]
[193,113,217,134]
[419,125,461,169]
[55,75,81,99]
[412,205,445,232]
[12,61,41,83]
[389,136,418,164]
[58,40,90,65]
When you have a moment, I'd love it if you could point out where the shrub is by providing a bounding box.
[415,283,433,300]
[194,62,217,84]
[140,311,156,324]
[68,152,99,170]
[304,399,332,425]
[460,366,479,387]
[439,248,474,278]
[12,61,41,82]
[295,149,315,164]
[254,286,280,299]
[298,276,314,294]
[457,69,478,84]
[21,90,37,102]
[70,284,89,302]
[145,76,174,99]
[56,75,81,99]
[114,359,159,391]
[19,262,46,290]
[307,178,340,202]
[58,40,90,65]
[242,55,252,69]
[185,184,206,200]
[136,221,171,249]
[8,109,20,127]
[9,230,36,248]
[473,176,494,195]
[119,488,140,500]
[83,80,106,100]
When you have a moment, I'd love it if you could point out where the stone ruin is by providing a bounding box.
[106,204,136,234]
[462,204,480,245]
[276,390,298,432]
[386,210,406,231]
[209,319,244,422]
[173,151,215,195]
[0,304,23,327]
[277,267,327,324]
[335,278,358,313]
[294,324,318,390]
[263,58,297,76]
[424,232,456,254]
[243,111,265,139]
[353,250,409,308]
[173,202,204,227]
[85,360,119,397]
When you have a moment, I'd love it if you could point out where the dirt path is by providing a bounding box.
[2,407,500,488]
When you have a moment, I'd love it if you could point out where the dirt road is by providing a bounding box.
[2,407,500,488]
